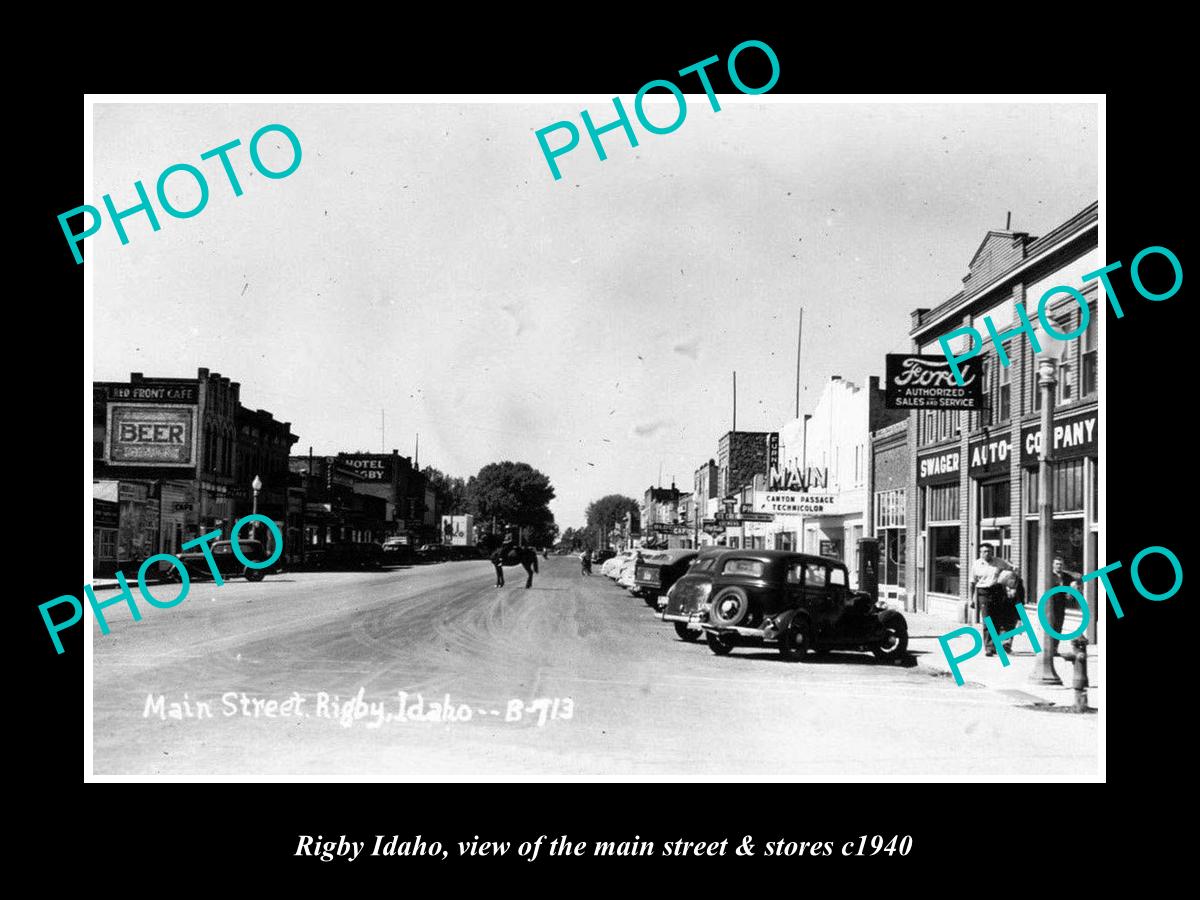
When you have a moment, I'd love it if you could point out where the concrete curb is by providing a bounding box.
[906,612,1099,709]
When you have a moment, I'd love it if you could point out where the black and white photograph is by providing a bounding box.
[82,95,1105,781]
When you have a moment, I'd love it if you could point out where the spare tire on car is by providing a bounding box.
[872,609,909,662]
[708,586,750,627]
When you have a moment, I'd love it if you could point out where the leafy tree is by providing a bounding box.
[424,466,468,516]
[561,526,595,551]
[585,494,640,543]
[467,461,556,534]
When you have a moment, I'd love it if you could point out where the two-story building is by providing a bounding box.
[906,201,1099,621]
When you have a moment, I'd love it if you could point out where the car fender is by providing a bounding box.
[772,608,811,632]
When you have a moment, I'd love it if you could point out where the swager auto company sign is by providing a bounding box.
[885,354,984,410]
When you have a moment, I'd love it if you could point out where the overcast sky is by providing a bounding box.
[92,100,1097,529]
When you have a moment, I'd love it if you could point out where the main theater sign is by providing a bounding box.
[766,465,828,492]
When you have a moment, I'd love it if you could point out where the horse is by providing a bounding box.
[490,545,539,588]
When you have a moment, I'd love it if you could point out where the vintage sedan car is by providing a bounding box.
[618,551,661,592]
[165,539,277,582]
[381,536,412,564]
[602,550,634,579]
[661,549,729,641]
[592,548,617,565]
[414,543,446,563]
[634,549,699,607]
[678,549,908,661]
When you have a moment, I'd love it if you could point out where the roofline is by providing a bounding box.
[911,201,1098,338]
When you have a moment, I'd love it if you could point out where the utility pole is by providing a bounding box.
[1032,358,1062,684]
[732,370,737,433]
[795,308,804,419]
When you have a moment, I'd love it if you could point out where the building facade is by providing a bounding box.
[93,368,297,576]
[868,419,910,609]
[906,202,1099,624]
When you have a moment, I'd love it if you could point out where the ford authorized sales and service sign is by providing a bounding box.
[885,354,985,410]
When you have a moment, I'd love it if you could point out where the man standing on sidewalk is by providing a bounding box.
[1044,556,1083,656]
[969,543,1014,657]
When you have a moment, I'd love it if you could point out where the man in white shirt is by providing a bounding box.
[970,543,1014,656]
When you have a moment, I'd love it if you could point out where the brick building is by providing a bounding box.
[905,201,1099,624]
[93,367,297,576]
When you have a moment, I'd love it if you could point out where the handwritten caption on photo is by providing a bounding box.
[40,514,283,654]
[939,543,1182,685]
[144,689,574,728]
[296,833,913,862]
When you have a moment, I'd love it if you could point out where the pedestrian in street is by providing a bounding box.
[580,549,592,576]
[969,543,1014,657]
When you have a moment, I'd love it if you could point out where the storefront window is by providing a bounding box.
[1053,458,1085,512]
[1026,519,1085,588]
[928,483,959,521]
[875,490,906,529]
[979,480,1010,518]
[929,526,960,595]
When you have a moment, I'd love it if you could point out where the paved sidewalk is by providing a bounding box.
[906,611,1099,710]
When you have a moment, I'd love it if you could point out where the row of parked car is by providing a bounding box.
[599,546,909,663]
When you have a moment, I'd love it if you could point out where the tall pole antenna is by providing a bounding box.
[795,308,804,419]
[415,432,419,469]
[733,370,737,433]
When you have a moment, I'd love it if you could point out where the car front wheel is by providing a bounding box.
[779,616,813,662]
[706,630,737,656]
[674,622,701,642]
[872,611,909,662]
[244,567,266,582]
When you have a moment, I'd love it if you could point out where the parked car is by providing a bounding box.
[634,549,700,608]
[661,550,729,641]
[317,541,384,570]
[618,551,660,591]
[592,548,617,565]
[415,543,446,563]
[381,536,412,564]
[602,550,634,579]
[676,550,908,662]
[165,539,277,582]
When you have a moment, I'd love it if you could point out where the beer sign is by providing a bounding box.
[106,405,197,467]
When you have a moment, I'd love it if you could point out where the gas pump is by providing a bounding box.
[857,537,880,601]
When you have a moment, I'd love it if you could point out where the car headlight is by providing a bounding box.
[875,598,888,610]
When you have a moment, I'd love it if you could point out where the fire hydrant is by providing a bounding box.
[1057,635,1090,713]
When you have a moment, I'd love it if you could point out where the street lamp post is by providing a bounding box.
[1031,360,1062,685]
[251,474,263,515]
